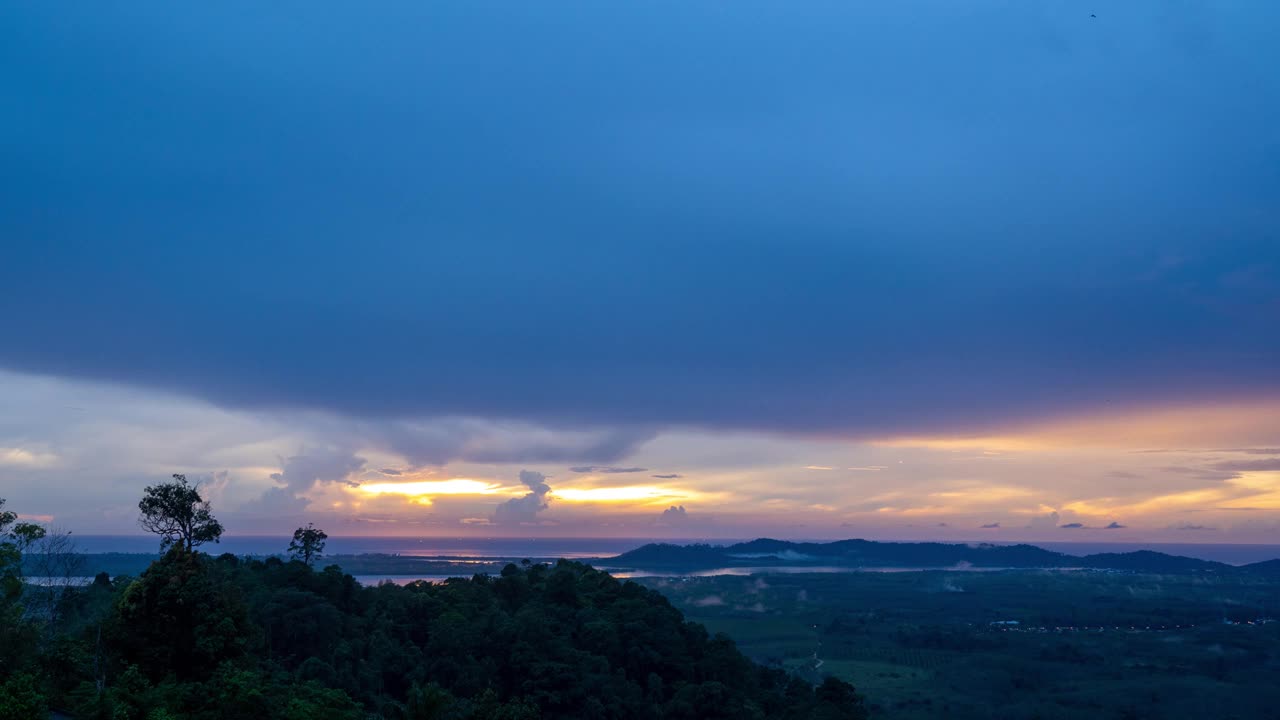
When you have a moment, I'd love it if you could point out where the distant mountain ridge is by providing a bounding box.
[608,538,1273,573]
[1241,558,1280,575]
[29,541,1280,580]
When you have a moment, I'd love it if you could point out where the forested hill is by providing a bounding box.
[7,549,868,720]
[1242,558,1280,575]
[610,539,1232,573]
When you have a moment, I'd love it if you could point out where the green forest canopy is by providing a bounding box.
[0,491,867,720]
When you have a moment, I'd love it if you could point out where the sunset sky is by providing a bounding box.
[2,2,1278,542]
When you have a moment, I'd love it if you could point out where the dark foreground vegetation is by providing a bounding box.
[0,490,868,719]
[9,476,1280,719]
[647,569,1280,720]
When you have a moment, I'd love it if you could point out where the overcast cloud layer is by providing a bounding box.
[2,3,1279,541]
[3,1,1278,438]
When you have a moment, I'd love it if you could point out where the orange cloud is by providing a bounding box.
[1063,471,1280,517]
[875,399,1280,451]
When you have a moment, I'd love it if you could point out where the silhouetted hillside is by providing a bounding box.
[1078,550,1223,572]
[610,539,1236,573]
[1241,558,1280,575]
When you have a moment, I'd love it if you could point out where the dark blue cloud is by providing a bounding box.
[2,2,1278,436]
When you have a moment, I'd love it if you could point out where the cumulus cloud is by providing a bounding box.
[0,447,58,468]
[491,470,552,526]
[657,505,692,527]
[193,470,232,507]
[1059,522,1085,529]
[256,487,310,515]
[1104,521,1126,529]
[252,446,365,514]
[569,466,647,474]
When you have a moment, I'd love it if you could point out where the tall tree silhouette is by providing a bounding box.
[288,523,328,566]
[138,474,223,552]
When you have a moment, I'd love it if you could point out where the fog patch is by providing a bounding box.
[730,550,815,561]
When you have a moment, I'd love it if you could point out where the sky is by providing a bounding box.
[2,1,1279,543]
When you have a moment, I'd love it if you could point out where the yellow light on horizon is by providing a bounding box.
[358,479,505,497]
[553,486,694,504]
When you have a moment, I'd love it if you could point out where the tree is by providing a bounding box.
[114,548,250,680]
[23,528,84,632]
[0,499,13,536]
[0,499,45,680]
[288,524,328,567]
[0,672,48,720]
[138,474,223,552]
[810,677,869,720]
[0,498,37,601]
[7,523,45,554]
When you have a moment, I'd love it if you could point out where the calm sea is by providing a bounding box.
[70,535,721,559]
[70,536,1280,565]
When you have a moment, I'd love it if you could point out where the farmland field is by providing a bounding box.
[637,570,1280,720]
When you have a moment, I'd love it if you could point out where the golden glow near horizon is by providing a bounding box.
[349,474,720,512]
[1064,471,1280,517]
[358,479,507,500]
[294,441,1280,532]
[8,369,1280,540]
[553,485,703,505]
